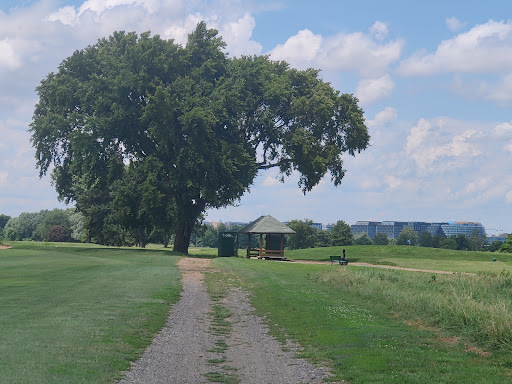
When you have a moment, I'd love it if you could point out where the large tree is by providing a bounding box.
[30,23,369,254]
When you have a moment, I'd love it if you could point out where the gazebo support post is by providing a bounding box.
[259,234,263,257]
[280,234,284,257]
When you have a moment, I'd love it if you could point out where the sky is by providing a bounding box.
[1,0,511,235]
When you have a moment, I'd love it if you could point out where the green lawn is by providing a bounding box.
[0,243,181,383]
[212,257,512,384]
[286,245,512,273]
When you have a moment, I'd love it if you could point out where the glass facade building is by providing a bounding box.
[441,222,486,238]
[350,220,486,240]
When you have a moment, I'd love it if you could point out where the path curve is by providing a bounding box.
[294,259,473,275]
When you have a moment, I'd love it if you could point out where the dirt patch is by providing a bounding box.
[0,245,12,250]
[465,345,491,357]
[293,259,473,275]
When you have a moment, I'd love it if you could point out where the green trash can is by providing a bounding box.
[218,231,238,257]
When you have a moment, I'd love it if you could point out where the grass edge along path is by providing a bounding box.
[0,244,182,384]
[214,257,512,384]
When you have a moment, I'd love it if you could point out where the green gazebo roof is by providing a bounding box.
[238,215,296,234]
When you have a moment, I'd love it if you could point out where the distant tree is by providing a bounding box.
[67,209,85,242]
[468,228,486,251]
[488,240,503,252]
[354,233,372,245]
[396,227,418,246]
[330,220,353,246]
[287,219,318,250]
[46,225,71,242]
[432,234,444,248]
[315,230,331,247]
[4,210,48,241]
[373,232,389,245]
[0,214,10,230]
[439,237,457,250]
[36,209,71,241]
[499,234,512,253]
[454,234,469,251]
[418,231,433,247]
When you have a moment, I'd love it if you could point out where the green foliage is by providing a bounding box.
[36,208,71,241]
[499,234,512,253]
[0,214,10,230]
[30,23,369,253]
[46,225,71,242]
[489,240,504,252]
[286,219,318,250]
[315,229,331,247]
[354,233,372,245]
[418,230,433,247]
[372,232,389,245]
[396,226,418,246]
[438,237,457,249]
[330,220,353,246]
[3,210,48,241]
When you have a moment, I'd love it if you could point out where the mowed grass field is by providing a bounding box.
[0,242,181,383]
[2,242,512,383]
[212,257,512,383]
[286,245,512,274]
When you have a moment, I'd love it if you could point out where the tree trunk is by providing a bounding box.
[173,221,193,254]
[172,199,204,255]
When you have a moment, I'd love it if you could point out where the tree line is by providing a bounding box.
[0,209,84,243]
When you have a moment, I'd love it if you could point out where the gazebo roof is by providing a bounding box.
[238,215,296,234]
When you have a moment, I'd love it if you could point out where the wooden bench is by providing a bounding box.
[330,255,348,265]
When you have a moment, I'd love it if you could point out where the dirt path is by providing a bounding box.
[295,259,469,275]
[119,258,332,383]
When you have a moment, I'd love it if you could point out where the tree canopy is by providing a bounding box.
[30,23,370,253]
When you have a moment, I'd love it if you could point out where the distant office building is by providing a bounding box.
[350,220,486,240]
[325,223,335,232]
[376,221,407,239]
[441,222,486,238]
[487,234,509,244]
[351,221,380,239]
[425,223,448,236]
[311,222,323,231]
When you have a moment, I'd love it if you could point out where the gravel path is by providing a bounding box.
[119,258,333,384]
[223,289,330,384]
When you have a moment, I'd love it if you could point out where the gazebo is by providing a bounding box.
[238,215,296,259]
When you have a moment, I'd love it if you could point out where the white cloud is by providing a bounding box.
[445,16,466,32]
[507,190,512,203]
[270,23,403,76]
[262,176,279,187]
[370,21,388,40]
[269,29,322,67]
[220,14,262,56]
[0,38,22,70]
[366,106,397,128]
[505,141,512,154]
[400,20,512,76]
[355,74,394,106]
[406,118,482,171]
[494,122,512,137]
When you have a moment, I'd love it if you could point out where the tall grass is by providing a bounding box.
[318,267,512,352]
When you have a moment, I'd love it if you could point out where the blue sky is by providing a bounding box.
[0,0,511,234]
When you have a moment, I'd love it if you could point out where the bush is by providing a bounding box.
[354,233,372,245]
[373,232,389,245]
[46,225,71,242]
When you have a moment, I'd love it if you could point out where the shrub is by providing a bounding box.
[46,225,71,242]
